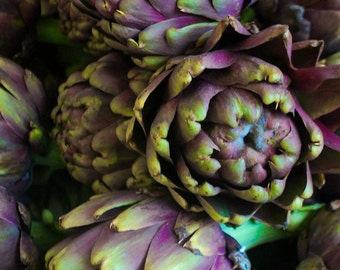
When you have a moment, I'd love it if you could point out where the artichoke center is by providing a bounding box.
[205,89,302,188]
[244,114,266,152]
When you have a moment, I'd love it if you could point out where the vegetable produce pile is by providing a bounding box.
[0,0,339,269]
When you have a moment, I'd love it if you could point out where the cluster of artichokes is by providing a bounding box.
[0,0,339,269]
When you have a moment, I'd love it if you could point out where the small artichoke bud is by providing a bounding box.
[52,52,142,191]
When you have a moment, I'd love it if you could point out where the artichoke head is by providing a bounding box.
[129,17,330,227]
[0,56,46,196]
[58,0,257,62]
[45,189,251,270]
[52,52,147,192]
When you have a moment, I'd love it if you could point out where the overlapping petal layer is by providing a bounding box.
[56,0,256,59]
[52,52,148,191]
[45,189,251,270]
[0,56,46,196]
[126,17,339,227]
[254,0,340,55]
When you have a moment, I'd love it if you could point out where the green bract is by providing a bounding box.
[128,17,330,227]
[0,186,39,269]
[51,52,146,192]
[56,0,256,59]
[0,56,46,196]
[57,0,95,41]
[56,0,111,55]
[45,189,251,270]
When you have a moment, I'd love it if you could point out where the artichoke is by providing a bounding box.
[0,0,40,58]
[56,0,97,42]
[51,52,143,191]
[128,17,335,227]
[0,186,39,269]
[56,0,256,61]
[55,0,110,55]
[45,189,251,270]
[254,0,340,56]
[0,56,47,196]
[94,0,256,56]
[297,200,340,269]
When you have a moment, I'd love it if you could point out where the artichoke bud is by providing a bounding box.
[46,190,252,269]
[57,0,97,41]
[131,19,332,226]
[52,52,147,191]
[58,0,257,65]
[0,56,46,196]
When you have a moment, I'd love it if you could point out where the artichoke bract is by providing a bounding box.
[94,0,256,56]
[0,56,46,196]
[0,186,39,269]
[55,0,112,55]
[51,52,143,191]
[254,0,340,56]
[290,53,340,176]
[130,17,329,227]
[297,200,340,270]
[57,0,96,42]
[57,0,256,60]
[0,0,40,58]
[45,189,251,270]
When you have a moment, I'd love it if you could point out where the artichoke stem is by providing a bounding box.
[32,140,65,177]
[35,17,74,46]
[30,221,67,255]
[220,204,323,250]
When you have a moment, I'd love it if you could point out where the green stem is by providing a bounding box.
[220,204,324,250]
[32,140,65,169]
[31,221,67,252]
[31,140,66,186]
[239,7,256,24]
[35,18,74,46]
